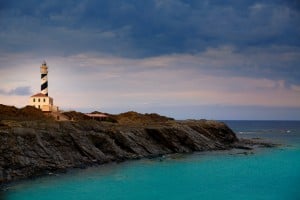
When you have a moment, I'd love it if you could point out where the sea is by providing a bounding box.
[2,120,300,200]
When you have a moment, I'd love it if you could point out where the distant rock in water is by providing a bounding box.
[0,104,271,185]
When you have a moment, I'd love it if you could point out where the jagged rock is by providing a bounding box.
[0,119,241,184]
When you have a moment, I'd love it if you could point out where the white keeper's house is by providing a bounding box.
[29,61,58,112]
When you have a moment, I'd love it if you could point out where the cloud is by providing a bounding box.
[0,86,31,96]
[0,1,299,119]
[0,50,300,120]
[0,0,299,57]
[7,51,295,108]
[291,85,300,92]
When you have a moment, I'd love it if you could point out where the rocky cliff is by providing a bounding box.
[1,105,271,185]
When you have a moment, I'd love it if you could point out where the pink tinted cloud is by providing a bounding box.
[1,47,300,110]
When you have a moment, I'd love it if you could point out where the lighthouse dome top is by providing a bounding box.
[40,61,48,74]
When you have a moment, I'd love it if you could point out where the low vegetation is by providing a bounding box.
[111,111,174,125]
[0,104,51,121]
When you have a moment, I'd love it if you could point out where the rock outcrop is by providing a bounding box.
[0,118,239,184]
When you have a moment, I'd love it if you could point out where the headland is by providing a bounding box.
[0,104,275,185]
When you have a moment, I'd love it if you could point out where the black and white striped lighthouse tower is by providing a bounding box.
[40,61,48,96]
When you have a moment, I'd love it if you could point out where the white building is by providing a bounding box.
[29,93,58,112]
[29,61,58,112]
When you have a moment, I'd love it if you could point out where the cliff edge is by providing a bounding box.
[0,105,259,185]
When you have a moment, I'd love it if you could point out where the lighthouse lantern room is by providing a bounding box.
[29,61,58,112]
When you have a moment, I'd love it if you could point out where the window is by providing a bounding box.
[43,98,46,102]
[38,105,40,109]
[38,98,40,102]
[33,98,35,102]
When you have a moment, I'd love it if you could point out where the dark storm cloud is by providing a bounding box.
[0,0,299,57]
[0,0,300,86]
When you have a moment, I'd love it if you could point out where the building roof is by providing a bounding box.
[30,93,48,97]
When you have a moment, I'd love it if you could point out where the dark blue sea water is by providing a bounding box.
[3,121,300,200]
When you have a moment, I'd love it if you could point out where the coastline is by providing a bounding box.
[0,105,278,188]
[0,119,277,188]
[2,120,298,200]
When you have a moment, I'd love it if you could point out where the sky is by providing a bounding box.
[0,0,300,120]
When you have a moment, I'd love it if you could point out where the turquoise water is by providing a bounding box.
[3,121,300,200]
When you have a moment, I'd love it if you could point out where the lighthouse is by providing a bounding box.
[40,61,48,96]
[29,61,58,112]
